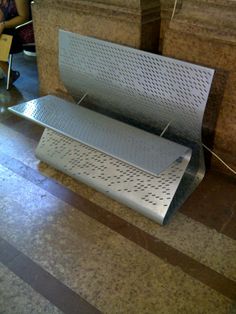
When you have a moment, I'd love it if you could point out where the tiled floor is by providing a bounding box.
[0,53,236,314]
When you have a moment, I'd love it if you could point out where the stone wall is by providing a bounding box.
[163,0,236,171]
[31,0,161,96]
[159,0,181,51]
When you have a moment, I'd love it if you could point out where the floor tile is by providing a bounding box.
[0,263,62,314]
[0,164,234,313]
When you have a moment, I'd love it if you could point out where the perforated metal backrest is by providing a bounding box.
[59,30,214,143]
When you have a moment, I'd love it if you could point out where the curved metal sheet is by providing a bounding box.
[59,30,214,143]
[36,128,191,224]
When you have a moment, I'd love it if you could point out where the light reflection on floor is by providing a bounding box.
[0,52,38,112]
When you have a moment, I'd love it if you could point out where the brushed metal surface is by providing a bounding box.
[59,30,214,143]
[36,128,191,224]
[9,95,190,177]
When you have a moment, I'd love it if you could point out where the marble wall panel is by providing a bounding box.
[32,0,160,95]
[163,0,236,171]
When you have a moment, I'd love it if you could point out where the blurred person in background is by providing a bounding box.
[0,0,30,82]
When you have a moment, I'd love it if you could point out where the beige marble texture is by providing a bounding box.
[0,124,236,281]
[0,263,62,314]
[163,0,236,170]
[159,0,182,51]
[31,0,160,96]
[0,124,39,169]
[89,191,236,282]
[0,164,234,313]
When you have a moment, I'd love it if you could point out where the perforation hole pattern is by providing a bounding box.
[59,31,214,142]
[37,129,190,219]
[11,96,188,176]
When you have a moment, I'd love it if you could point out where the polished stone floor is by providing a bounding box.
[0,53,236,314]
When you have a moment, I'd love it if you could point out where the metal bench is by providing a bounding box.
[9,30,214,224]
